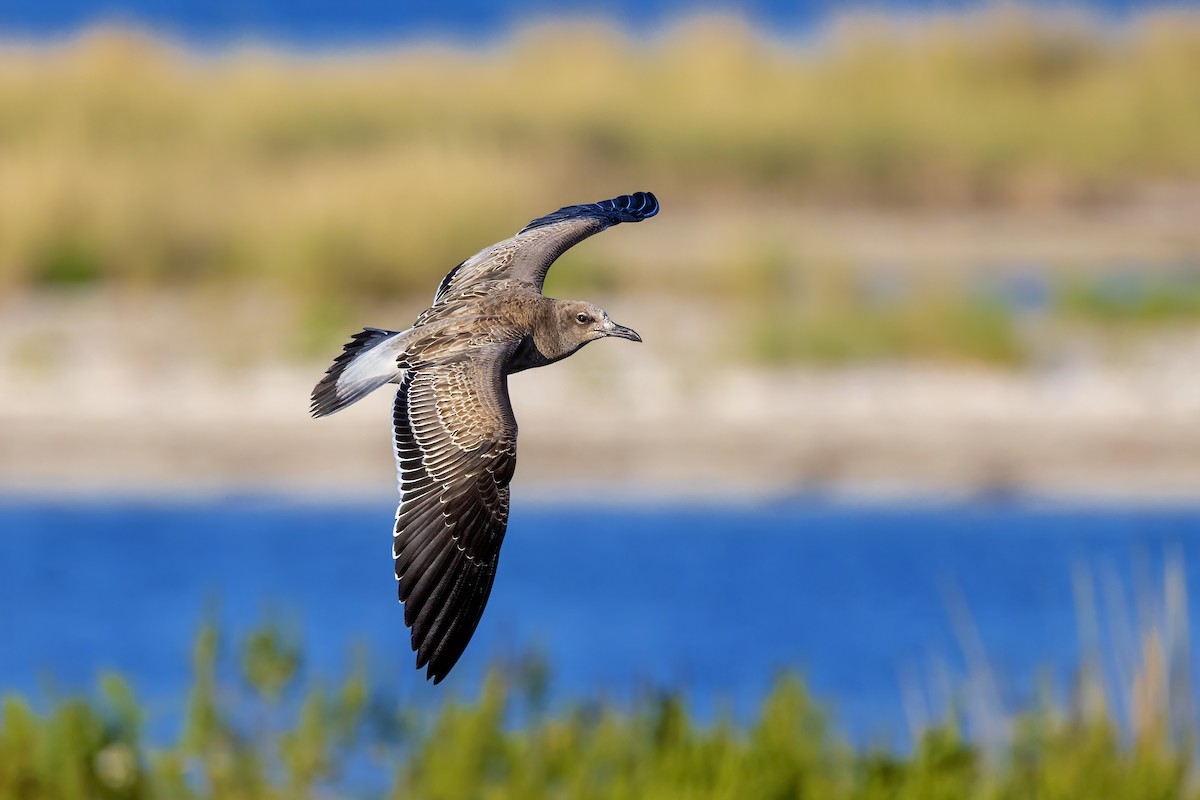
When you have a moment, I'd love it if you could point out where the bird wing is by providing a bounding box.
[391,343,518,683]
[432,191,659,304]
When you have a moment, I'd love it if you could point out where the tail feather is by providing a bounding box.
[311,328,406,418]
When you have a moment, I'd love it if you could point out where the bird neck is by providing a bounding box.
[511,298,585,372]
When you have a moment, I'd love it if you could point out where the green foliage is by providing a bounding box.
[0,684,148,799]
[3,618,1200,799]
[1057,274,1200,325]
[239,615,301,704]
[34,239,104,288]
[748,289,1027,367]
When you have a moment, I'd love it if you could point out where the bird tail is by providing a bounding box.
[310,327,408,418]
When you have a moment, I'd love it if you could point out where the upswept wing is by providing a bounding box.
[432,191,659,304]
[391,344,518,683]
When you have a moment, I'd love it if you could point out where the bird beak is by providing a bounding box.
[602,319,642,342]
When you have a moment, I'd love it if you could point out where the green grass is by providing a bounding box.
[749,301,1027,367]
[739,252,1030,367]
[1058,273,1200,325]
[1,607,1196,800]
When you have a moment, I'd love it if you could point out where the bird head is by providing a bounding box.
[558,301,642,347]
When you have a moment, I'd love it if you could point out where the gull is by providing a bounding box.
[311,191,659,682]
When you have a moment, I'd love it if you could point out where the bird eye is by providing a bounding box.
[576,313,589,324]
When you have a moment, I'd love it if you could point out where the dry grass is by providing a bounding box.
[0,7,1198,364]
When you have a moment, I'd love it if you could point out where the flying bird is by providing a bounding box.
[311,191,659,683]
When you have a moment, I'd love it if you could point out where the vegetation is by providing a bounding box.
[739,254,1031,366]
[1058,273,1200,326]
[1,7,1199,365]
[1,596,1196,800]
[1,9,1199,292]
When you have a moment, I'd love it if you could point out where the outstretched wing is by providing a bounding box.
[391,345,518,683]
[432,191,659,304]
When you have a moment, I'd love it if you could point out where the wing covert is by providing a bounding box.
[431,191,659,303]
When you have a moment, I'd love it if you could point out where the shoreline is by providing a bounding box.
[3,357,1199,505]
[4,484,1200,509]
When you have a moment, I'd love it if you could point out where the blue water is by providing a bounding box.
[2,499,1199,745]
[0,1,1152,47]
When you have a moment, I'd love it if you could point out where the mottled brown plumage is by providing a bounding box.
[310,192,658,683]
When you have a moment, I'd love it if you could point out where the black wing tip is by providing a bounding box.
[412,637,453,684]
[599,190,659,222]
[520,190,660,233]
[423,651,460,685]
[404,561,493,686]
[409,604,473,685]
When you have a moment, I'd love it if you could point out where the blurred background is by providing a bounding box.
[2,1,1200,796]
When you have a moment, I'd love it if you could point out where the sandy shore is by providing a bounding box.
[2,346,1199,503]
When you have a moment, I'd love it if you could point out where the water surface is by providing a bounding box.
[1,0,1147,47]
[1,499,1197,744]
